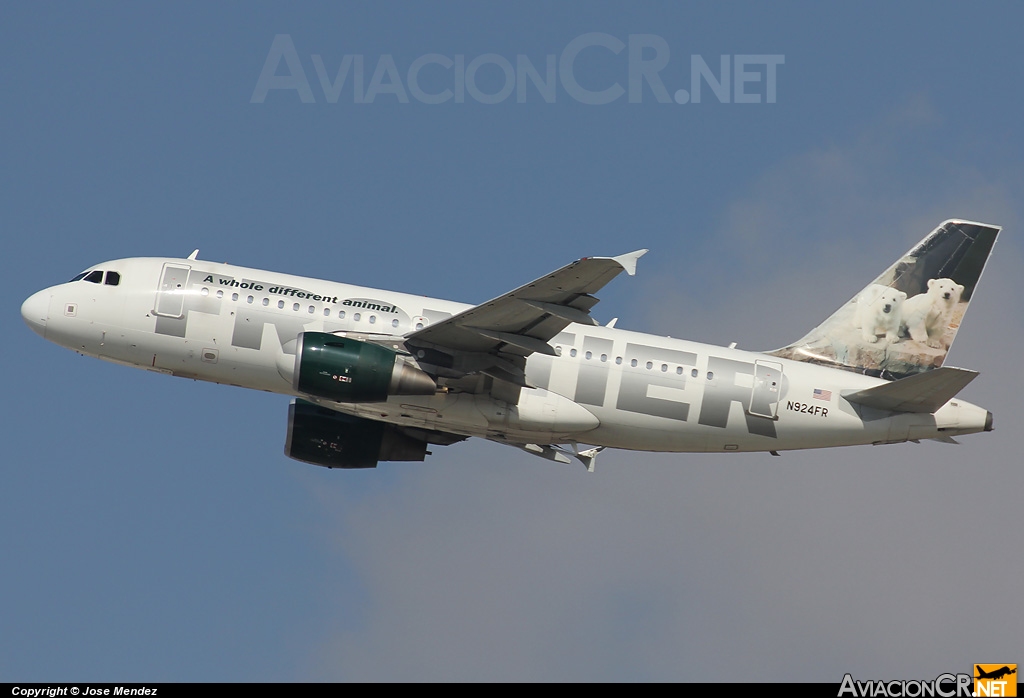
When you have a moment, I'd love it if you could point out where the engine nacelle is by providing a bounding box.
[285,332,436,402]
[285,400,428,468]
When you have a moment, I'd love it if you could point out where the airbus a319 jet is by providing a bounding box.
[21,220,999,471]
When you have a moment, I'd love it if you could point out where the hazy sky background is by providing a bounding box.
[3,2,1022,682]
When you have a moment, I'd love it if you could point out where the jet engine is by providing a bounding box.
[284,332,436,402]
[285,400,428,468]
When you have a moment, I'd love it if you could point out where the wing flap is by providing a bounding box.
[520,299,598,326]
[464,327,559,356]
[843,366,979,413]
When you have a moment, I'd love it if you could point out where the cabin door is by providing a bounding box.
[154,263,191,318]
[749,360,783,419]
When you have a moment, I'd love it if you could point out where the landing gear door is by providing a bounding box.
[154,263,191,318]
[749,360,783,419]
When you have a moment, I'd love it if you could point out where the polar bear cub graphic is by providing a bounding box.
[855,284,906,344]
[901,278,964,348]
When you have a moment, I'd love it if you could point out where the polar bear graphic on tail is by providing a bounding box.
[902,278,964,348]
[855,284,906,344]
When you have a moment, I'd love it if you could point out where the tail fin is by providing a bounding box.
[768,219,1000,379]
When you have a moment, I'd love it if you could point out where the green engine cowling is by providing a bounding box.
[285,400,428,468]
[290,332,436,402]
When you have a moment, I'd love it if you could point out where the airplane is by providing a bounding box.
[975,666,1016,681]
[20,219,999,471]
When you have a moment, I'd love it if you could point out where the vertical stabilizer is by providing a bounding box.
[769,220,1000,378]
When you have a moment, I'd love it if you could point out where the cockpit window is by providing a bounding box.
[84,270,104,284]
[104,271,121,286]
[69,272,88,282]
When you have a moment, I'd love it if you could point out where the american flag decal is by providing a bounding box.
[813,388,832,401]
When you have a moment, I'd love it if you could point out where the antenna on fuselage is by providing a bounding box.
[187,249,199,260]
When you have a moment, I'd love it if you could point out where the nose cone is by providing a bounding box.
[21,290,50,337]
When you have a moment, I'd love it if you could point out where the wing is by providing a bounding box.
[404,249,646,400]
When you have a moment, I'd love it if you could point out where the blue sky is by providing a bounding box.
[3,2,1022,681]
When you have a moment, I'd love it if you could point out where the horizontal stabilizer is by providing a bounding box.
[843,367,978,413]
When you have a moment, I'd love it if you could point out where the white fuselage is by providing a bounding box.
[21,257,992,454]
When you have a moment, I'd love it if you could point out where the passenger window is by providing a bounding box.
[555,346,562,356]
[661,364,668,372]
[308,305,315,314]
[646,361,653,370]
[231,293,239,302]
[278,300,284,309]
[691,368,698,378]
[707,371,714,380]
[292,303,299,311]
[104,271,121,286]
[569,348,577,358]
[630,359,637,367]
[353,313,361,321]
[369,315,376,324]
[676,366,683,375]
[247,295,254,304]
[324,308,330,316]
[340,311,347,320]
[615,356,622,365]
[585,351,592,360]
[262,298,269,306]
[391,318,399,328]
[84,270,103,284]
[414,321,422,330]
[216,290,224,298]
